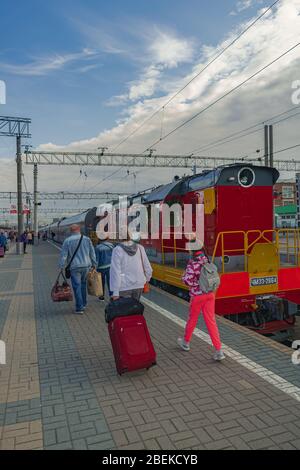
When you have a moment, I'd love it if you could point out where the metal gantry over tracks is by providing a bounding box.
[24,150,252,169]
[24,150,300,172]
[0,191,127,201]
[0,116,31,138]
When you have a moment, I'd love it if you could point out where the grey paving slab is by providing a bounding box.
[0,299,10,336]
[0,272,18,293]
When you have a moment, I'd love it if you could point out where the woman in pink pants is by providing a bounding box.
[177,242,225,361]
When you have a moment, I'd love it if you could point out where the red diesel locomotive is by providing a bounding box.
[127,163,300,334]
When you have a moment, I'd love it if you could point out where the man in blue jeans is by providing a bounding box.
[95,239,114,301]
[59,224,97,314]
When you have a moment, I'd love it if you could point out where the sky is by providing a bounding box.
[0,0,300,223]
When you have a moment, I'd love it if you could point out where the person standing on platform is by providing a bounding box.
[20,231,28,254]
[27,231,33,246]
[95,239,114,301]
[59,224,97,315]
[177,239,225,361]
[110,232,152,301]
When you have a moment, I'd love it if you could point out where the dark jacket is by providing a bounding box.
[95,242,114,270]
[20,233,28,243]
[0,234,7,248]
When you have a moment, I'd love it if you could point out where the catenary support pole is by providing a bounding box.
[33,164,38,245]
[269,125,274,168]
[16,135,23,255]
[264,125,269,167]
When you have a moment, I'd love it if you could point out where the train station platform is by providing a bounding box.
[0,241,300,451]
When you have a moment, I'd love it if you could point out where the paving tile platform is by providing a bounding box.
[0,241,300,450]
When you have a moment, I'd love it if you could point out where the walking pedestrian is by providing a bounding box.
[0,230,7,251]
[20,231,28,254]
[95,238,114,301]
[9,231,15,243]
[177,240,225,361]
[59,224,97,314]
[110,232,152,301]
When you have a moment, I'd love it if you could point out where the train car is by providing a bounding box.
[46,208,99,244]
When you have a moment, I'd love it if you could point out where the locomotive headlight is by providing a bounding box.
[238,167,255,188]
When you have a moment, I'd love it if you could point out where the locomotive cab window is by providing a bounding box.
[238,167,255,188]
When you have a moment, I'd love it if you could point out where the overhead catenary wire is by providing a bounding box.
[189,106,300,155]
[88,108,300,194]
[110,0,281,153]
[195,142,300,162]
[273,142,300,155]
[51,104,300,197]
[204,110,300,154]
[144,42,300,153]
[87,166,131,193]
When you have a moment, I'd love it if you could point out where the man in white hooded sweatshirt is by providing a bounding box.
[110,233,153,301]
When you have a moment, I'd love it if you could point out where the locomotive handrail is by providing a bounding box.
[160,228,300,272]
[277,228,300,265]
[212,231,247,273]
[161,231,199,268]
[213,228,300,274]
[246,230,272,253]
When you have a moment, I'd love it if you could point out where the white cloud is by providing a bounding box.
[230,0,264,16]
[106,30,195,105]
[0,48,99,76]
[148,30,195,68]
[128,66,161,101]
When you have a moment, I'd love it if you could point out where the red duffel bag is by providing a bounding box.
[51,271,73,302]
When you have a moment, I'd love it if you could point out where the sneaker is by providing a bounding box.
[74,310,84,315]
[213,350,226,361]
[177,337,190,352]
[98,296,105,302]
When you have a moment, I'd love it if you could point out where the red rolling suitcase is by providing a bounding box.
[0,247,4,258]
[108,315,156,375]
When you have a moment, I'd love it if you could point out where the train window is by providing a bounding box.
[189,171,215,191]
[238,167,255,188]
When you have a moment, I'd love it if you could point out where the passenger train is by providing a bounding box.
[45,163,300,335]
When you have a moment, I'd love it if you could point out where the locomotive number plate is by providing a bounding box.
[250,276,278,287]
